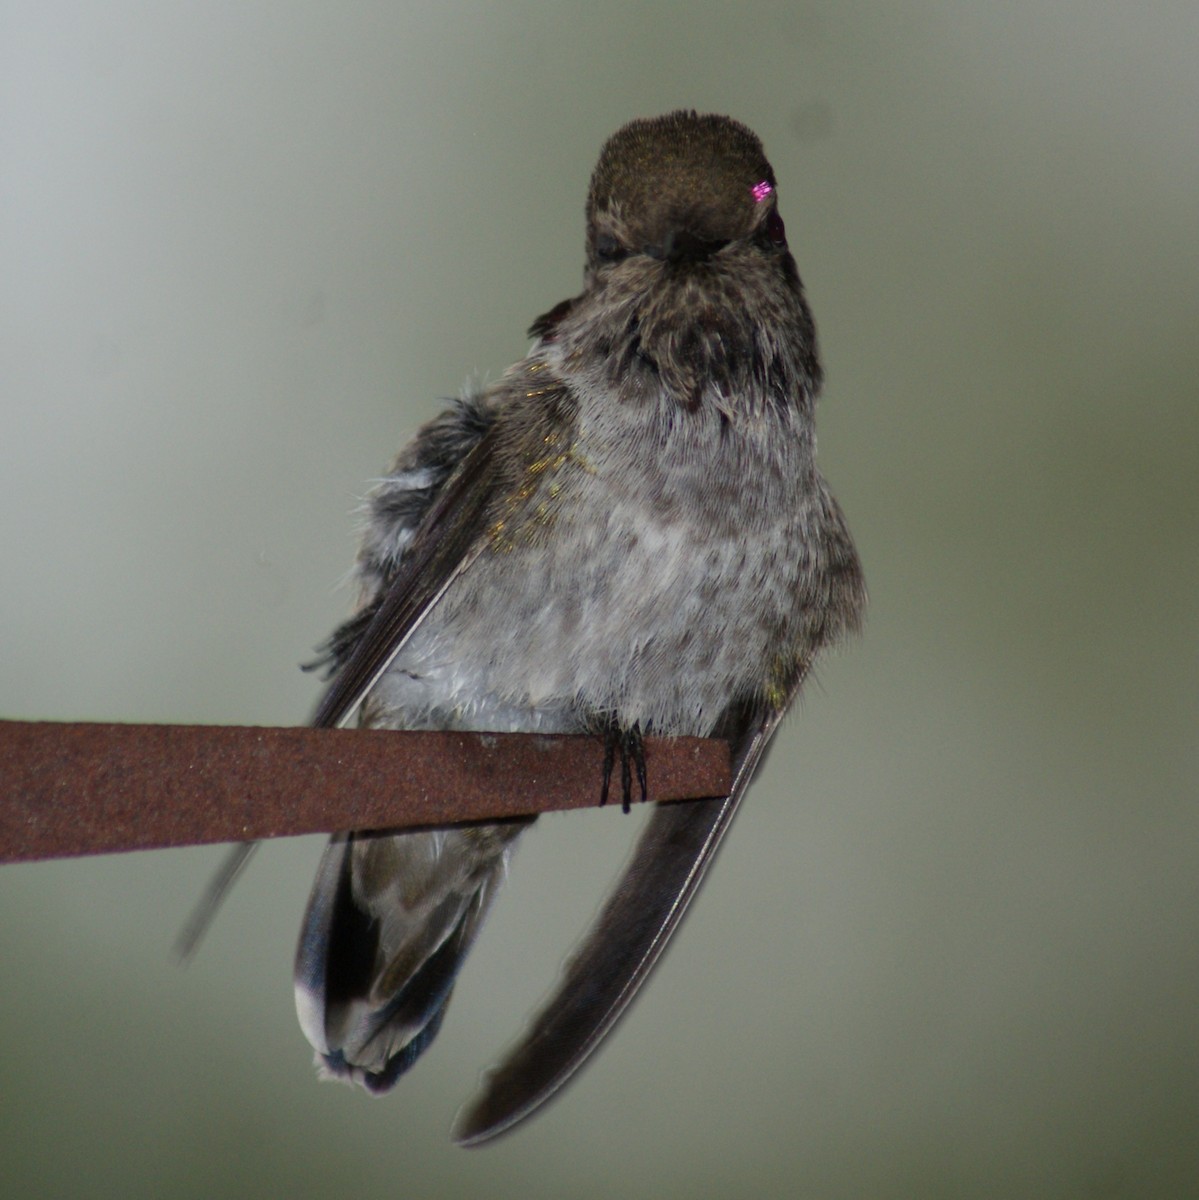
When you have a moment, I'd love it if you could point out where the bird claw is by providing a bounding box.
[600,722,648,814]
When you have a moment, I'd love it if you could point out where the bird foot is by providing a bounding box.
[600,722,648,814]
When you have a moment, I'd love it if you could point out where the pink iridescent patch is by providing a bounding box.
[751,180,774,203]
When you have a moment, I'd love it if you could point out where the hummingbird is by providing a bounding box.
[193,110,864,1145]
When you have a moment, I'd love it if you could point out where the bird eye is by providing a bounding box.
[764,210,787,247]
[594,233,629,263]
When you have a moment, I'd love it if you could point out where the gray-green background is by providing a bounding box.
[3,3,1196,1196]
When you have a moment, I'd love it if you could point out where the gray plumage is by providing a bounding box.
[291,110,865,1143]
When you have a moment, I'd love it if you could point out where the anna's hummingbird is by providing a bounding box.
[291,110,863,1144]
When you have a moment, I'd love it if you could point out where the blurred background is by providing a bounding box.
[2,3,1196,1196]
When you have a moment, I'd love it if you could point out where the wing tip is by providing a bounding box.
[450,1077,553,1148]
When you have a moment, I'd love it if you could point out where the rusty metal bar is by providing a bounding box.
[0,721,732,865]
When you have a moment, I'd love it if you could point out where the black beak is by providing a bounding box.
[645,229,730,264]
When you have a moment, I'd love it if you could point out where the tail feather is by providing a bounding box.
[295,821,527,1088]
